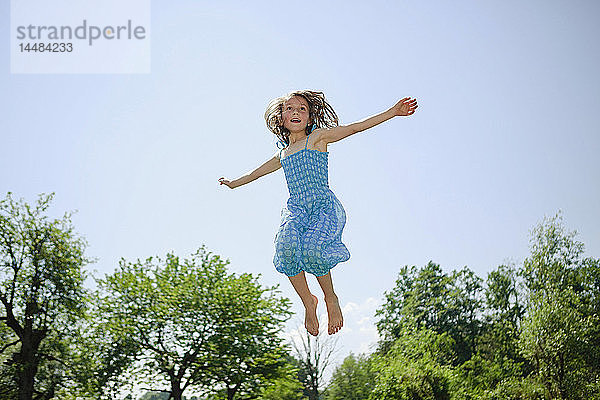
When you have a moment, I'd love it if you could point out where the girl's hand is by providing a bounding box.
[391,97,418,117]
[218,177,235,189]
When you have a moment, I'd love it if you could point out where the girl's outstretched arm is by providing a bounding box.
[219,153,281,189]
[318,97,418,144]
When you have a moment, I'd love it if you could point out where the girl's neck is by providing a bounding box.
[288,129,308,145]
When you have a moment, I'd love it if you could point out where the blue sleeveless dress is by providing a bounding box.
[273,132,350,277]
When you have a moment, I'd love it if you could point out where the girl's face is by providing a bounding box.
[282,96,310,133]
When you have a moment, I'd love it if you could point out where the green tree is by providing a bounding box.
[519,212,600,399]
[369,327,455,400]
[375,263,452,346]
[0,192,89,400]
[445,263,529,400]
[259,377,305,400]
[60,310,141,399]
[375,262,483,363]
[450,353,523,400]
[257,355,304,400]
[480,263,525,363]
[446,267,483,363]
[324,352,375,400]
[481,376,546,400]
[96,246,293,400]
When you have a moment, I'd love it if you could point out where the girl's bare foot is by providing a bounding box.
[305,294,319,336]
[324,295,343,335]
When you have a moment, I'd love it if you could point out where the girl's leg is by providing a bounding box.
[288,271,319,336]
[316,271,343,335]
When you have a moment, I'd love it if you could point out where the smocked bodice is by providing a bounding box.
[280,148,330,201]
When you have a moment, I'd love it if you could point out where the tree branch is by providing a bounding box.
[0,292,23,338]
[0,338,20,354]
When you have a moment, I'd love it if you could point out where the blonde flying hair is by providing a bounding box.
[264,90,339,148]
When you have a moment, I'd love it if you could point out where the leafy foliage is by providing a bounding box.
[3,191,597,400]
[369,327,455,400]
[95,246,293,400]
[375,262,483,364]
[327,212,599,400]
[323,352,375,400]
[0,192,90,399]
[519,213,600,399]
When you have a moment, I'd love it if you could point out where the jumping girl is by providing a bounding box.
[219,90,418,336]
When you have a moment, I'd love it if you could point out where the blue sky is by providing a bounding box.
[2,0,599,381]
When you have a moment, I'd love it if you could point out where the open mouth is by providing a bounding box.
[290,118,301,123]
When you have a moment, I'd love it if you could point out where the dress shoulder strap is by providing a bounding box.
[304,133,310,150]
[276,139,286,159]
